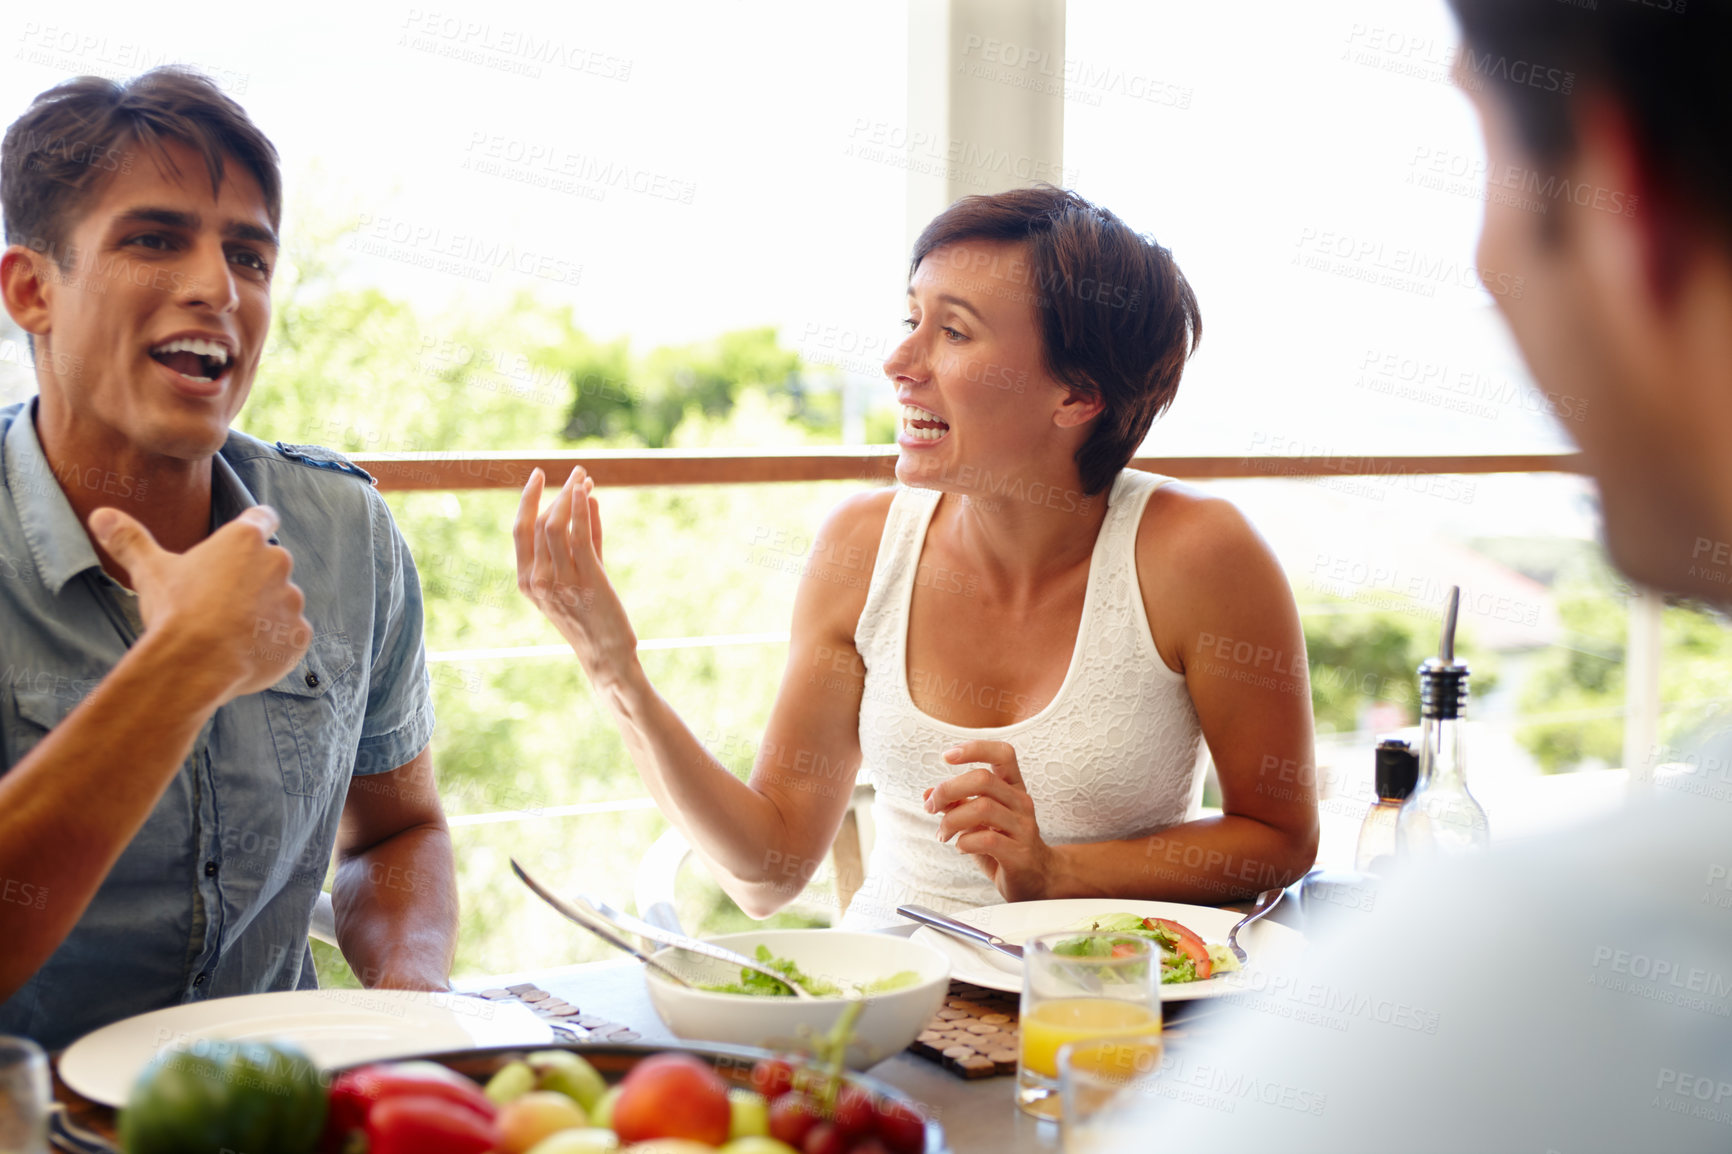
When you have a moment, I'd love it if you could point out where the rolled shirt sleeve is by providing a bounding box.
[354,487,435,776]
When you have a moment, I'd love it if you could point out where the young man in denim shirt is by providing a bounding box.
[0,68,456,1049]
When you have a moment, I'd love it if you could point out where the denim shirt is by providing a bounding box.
[0,400,435,1049]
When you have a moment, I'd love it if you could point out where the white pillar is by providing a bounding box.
[905,0,1068,250]
[1622,586,1664,791]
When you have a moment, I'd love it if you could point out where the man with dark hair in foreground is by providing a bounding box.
[1132,2,1732,1150]
[0,68,457,1049]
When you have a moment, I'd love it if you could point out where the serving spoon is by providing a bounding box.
[511,859,702,990]
[510,858,820,999]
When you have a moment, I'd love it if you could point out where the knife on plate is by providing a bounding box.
[897,904,1023,960]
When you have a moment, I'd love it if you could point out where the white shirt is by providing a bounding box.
[1125,751,1732,1153]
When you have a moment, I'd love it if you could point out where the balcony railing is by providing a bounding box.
[350,446,1653,857]
[351,447,1586,491]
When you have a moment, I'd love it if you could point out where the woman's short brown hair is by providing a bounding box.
[911,186,1200,495]
[2,67,280,264]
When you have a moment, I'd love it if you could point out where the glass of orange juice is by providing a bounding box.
[1016,932,1160,1120]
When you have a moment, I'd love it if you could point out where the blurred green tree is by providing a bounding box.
[1516,553,1731,772]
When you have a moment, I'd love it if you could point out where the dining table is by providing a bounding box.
[48,888,1308,1153]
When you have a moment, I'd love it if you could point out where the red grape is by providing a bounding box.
[751,1057,796,1100]
[832,1086,875,1139]
[769,1093,822,1148]
[873,1099,926,1154]
[803,1121,847,1154]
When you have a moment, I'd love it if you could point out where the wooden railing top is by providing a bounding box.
[348,446,1587,492]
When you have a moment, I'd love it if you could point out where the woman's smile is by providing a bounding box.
[900,402,951,444]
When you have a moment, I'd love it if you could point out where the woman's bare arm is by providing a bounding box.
[1076,484,1319,899]
[515,468,890,916]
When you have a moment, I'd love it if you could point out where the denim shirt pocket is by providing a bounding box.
[262,632,362,798]
[8,677,103,766]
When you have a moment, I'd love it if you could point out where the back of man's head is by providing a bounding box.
[1,67,280,268]
[1448,0,1732,246]
[1448,0,1732,600]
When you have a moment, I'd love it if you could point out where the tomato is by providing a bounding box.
[1109,942,1142,959]
[1143,917,1212,979]
[750,1056,796,1100]
[367,1094,500,1154]
[611,1053,732,1146]
[872,1099,925,1154]
[119,1039,326,1154]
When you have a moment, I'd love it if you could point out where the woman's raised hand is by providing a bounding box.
[924,740,1055,902]
[513,465,639,682]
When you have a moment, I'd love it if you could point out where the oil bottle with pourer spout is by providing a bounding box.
[1396,586,1490,859]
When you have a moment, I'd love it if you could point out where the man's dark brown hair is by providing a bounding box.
[2,67,281,265]
[1447,0,1732,240]
[910,185,1201,495]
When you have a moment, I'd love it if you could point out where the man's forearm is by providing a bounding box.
[0,632,227,1000]
[333,823,458,990]
[1047,815,1318,905]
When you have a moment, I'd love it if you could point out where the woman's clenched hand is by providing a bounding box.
[924,740,1054,902]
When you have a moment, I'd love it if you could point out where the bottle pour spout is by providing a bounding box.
[1439,585,1460,663]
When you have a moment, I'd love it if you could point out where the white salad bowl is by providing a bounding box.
[643,929,951,1069]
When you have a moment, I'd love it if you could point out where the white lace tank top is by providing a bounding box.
[839,469,1207,929]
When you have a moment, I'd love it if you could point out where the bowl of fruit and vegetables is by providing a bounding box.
[103,1031,945,1154]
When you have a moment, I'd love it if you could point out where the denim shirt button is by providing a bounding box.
[204,861,218,878]
[305,671,320,688]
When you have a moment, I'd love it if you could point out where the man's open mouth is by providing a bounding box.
[148,337,234,385]
[902,403,950,441]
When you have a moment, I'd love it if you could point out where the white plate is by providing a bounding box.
[909,898,1305,1001]
[60,989,554,1106]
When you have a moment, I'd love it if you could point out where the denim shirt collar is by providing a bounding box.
[4,398,259,596]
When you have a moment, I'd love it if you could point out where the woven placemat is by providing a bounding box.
[908,980,1020,1079]
[476,982,642,1043]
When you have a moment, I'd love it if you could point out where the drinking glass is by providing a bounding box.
[1058,1033,1165,1151]
[0,1036,49,1154]
[1016,931,1160,1120]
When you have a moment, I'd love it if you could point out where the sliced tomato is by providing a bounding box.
[1110,942,1143,958]
[1143,917,1212,979]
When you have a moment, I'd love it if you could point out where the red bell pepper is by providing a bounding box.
[366,1094,500,1154]
[324,1061,497,1151]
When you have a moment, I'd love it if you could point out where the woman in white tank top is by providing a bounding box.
[514,188,1319,927]
[844,468,1208,927]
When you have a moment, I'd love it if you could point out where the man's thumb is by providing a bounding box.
[88,507,162,570]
